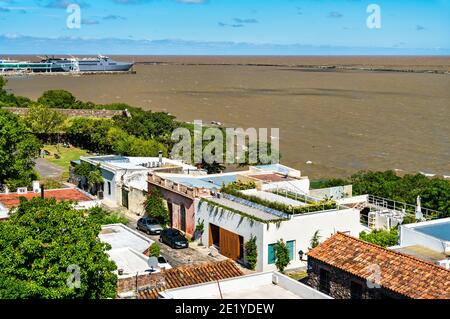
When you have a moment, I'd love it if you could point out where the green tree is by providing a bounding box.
[87,168,104,195]
[0,198,117,299]
[87,206,128,225]
[37,90,77,108]
[24,104,66,135]
[148,243,161,257]
[244,235,258,271]
[359,228,399,248]
[200,160,225,174]
[144,188,170,225]
[309,230,321,250]
[73,163,104,195]
[0,110,41,189]
[274,239,290,273]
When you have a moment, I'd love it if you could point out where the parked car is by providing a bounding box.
[136,217,164,235]
[159,228,189,249]
[157,256,172,270]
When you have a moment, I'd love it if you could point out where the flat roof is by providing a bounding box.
[107,247,152,276]
[0,188,94,208]
[206,197,285,222]
[160,272,331,299]
[83,155,198,172]
[248,173,295,182]
[392,245,448,264]
[162,173,238,190]
[241,189,308,207]
[99,224,153,254]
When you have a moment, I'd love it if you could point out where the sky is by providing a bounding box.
[0,0,449,55]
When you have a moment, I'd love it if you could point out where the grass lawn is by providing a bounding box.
[42,144,90,180]
[42,144,90,168]
[286,271,308,281]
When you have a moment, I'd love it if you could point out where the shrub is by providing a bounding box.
[244,235,258,270]
[274,239,290,273]
[149,243,161,257]
[144,188,170,225]
[309,230,321,250]
[359,228,399,247]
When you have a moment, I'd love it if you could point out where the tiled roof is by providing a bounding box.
[307,232,450,299]
[0,188,93,208]
[138,260,244,299]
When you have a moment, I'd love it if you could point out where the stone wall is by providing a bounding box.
[306,257,405,299]
[4,107,129,119]
[117,271,166,296]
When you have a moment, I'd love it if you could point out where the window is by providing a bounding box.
[107,181,111,195]
[286,240,295,261]
[350,281,363,299]
[319,268,331,294]
[268,244,276,264]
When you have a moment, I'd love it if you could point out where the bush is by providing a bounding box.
[149,243,160,257]
[38,90,78,108]
[144,188,170,225]
[244,235,258,270]
[222,183,337,215]
[274,239,290,273]
[309,230,321,250]
[87,207,128,226]
[359,228,399,248]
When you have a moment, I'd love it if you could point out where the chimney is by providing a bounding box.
[158,151,163,166]
[41,184,45,199]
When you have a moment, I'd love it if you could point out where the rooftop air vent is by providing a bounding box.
[17,187,27,194]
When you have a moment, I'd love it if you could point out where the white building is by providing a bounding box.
[72,155,200,217]
[195,191,363,272]
[99,224,162,278]
[159,271,332,299]
[391,218,450,269]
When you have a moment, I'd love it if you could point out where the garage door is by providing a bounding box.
[219,227,242,261]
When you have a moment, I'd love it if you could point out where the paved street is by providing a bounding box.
[34,158,64,179]
[127,220,223,268]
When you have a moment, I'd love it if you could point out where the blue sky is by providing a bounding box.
[0,0,449,54]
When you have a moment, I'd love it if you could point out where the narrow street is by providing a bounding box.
[127,220,223,268]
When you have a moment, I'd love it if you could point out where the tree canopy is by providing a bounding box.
[359,228,399,248]
[24,104,66,135]
[0,110,41,189]
[0,198,118,299]
[312,170,450,218]
[144,187,170,225]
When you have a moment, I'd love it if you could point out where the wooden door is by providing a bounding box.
[219,227,241,260]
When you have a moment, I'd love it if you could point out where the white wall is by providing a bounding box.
[196,199,361,272]
[399,219,450,254]
[159,271,332,299]
[262,208,361,272]
[195,199,265,271]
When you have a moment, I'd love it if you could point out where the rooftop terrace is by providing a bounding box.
[159,271,331,299]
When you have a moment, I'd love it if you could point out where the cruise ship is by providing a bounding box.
[75,55,134,72]
[0,55,134,73]
[0,58,77,73]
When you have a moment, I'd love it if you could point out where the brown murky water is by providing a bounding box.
[5,56,450,178]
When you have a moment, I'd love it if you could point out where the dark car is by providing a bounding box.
[159,228,189,249]
[136,217,164,235]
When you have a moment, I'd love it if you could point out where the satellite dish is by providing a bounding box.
[147,257,159,272]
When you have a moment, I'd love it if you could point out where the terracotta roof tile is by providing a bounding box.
[138,260,244,299]
[307,232,450,299]
[0,188,93,208]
